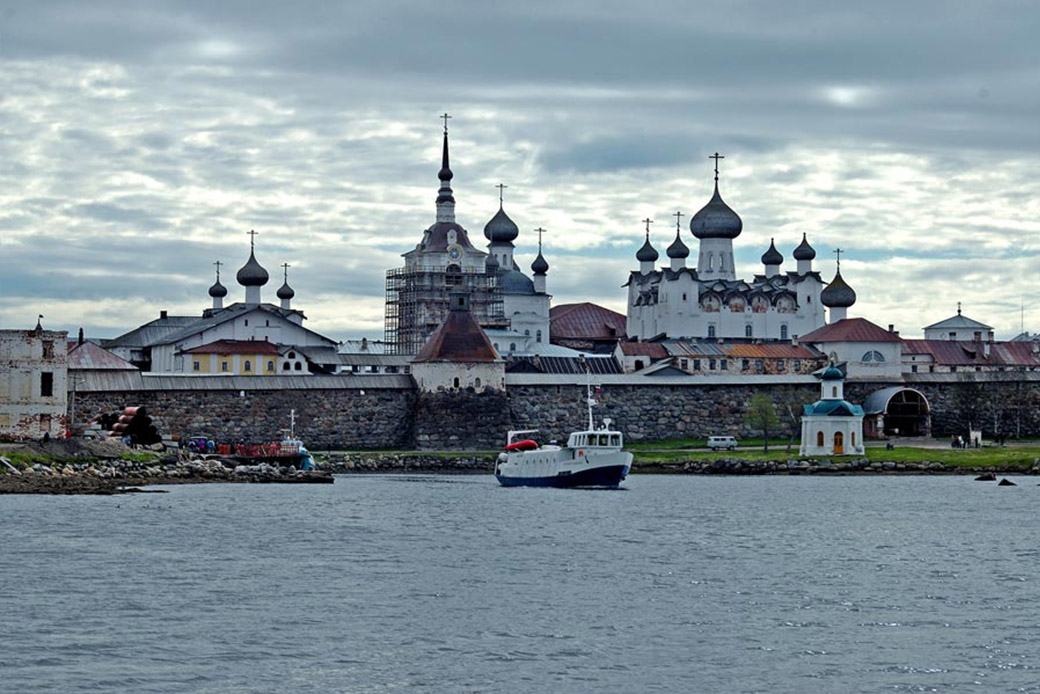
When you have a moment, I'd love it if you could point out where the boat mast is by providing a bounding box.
[585,356,595,430]
[290,408,296,440]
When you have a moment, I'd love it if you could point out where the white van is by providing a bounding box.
[707,435,738,451]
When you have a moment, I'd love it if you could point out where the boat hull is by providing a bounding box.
[496,463,630,489]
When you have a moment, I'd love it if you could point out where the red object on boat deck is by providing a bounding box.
[505,439,538,452]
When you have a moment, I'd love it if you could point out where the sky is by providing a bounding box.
[3,1,1040,342]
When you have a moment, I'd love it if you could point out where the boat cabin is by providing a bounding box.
[567,431,623,449]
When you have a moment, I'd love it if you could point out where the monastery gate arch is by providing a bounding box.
[863,387,931,438]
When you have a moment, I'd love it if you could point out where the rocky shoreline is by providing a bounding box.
[4,450,1039,495]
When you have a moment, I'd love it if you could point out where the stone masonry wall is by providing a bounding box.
[74,388,415,450]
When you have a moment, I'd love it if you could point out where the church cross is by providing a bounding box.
[495,183,508,206]
[247,229,258,250]
[642,217,654,239]
[957,301,962,316]
[709,152,725,181]
[213,260,222,279]
[833,247,843,270]
[282,262,291,282]
[441,112,451,133]
[534,227,547,250]
[672,210,685,231]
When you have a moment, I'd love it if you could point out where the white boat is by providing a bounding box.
[494,372,632,488]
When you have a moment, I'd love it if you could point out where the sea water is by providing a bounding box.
[3,475,1039,693]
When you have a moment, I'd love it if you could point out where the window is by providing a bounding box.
[832,386,838,397]
[680,359,688,371]
[852,432,857,447]
[42,341,54,359]
[244,319,249,326]
[295,362,302,371]
[193,361,201,371]
[816,431,824,447]
[243,360,252,372]
[222,361,229,372]
[708,359,716,370]
[745,325,752,338]
[793,360,800,371]
[720,359,728,370]
[693,359,701,370]
[911,365,918,373]
[283,362,291,371]
[288,351,296,359]
[536,330,542,343]
[524,329,530,337]
[742,359,749,370]
[445,264,462,287]
[777,360,786,372]
[862,350,886,362]
[40,372,54,397]
[780,324,788,340]
[682,293,687,301]
[707,324,716,338]
[453,377,460,389]
[352,365,361,373]
[267,361,275,372]
[510,343,516,351]
[265,320,270,327]
[948,332,956,340]
[755,359,763,372]
[475,377,481,388]
[634,359,645,370]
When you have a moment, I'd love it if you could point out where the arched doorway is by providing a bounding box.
[864,387,931,437]
[833,431,844,454]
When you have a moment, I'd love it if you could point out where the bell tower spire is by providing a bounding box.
[435,113,455,223]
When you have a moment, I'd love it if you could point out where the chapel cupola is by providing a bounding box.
[276,263,295,310]
[484,183,519,268]
[531,227,549,294]
[692,152,741,281]
[821,249,856,322]
[236,230,269,305]
[636,218,659,275]
[761,238,783,278]
[793,232,816,274]
[666,210,690,271]
[208,261,228,309]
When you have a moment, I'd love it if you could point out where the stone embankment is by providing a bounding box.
[322,452,494,474]
[635,457,1040,475]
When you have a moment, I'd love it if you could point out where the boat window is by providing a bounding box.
[598,435,609,446]
[610,435,620,446]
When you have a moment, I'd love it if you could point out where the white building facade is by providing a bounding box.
[0,325,68,439]
[799,364,866,456]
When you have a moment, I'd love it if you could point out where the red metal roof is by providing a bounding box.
[550,303,627,340]
[413,310,498,363]
[799,318,901,343]
[721,343,824,359]
[903,339,1040,367]
[618,342,669,358]
[182,340,280,355]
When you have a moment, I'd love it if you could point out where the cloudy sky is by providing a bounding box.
[3,1,1040,342]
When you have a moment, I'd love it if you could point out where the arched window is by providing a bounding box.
[816,431,824,447]
[453,377,460,389]
[862,350,886,362]
[283,362,291,371]
[510,343,516,351]
[536,330,542,343]
[708,324,716,338]
[708,253,714,270]
[267,360,275,372]
[781,324,788,340]
[474,377,481,389]
[524,329,530,336]
[852,431,857,447]
[445,264,462,287]
[834,431,844,452]
[832,386,838,398]
[745,325,753,338]
[288,352,296,359]
[294,362,302,371]
[243,360,251,372]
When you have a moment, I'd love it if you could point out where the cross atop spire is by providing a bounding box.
[957,301,962,316]
[833,247,843,270]
[247,229,258,250]
[495,183,508,207]
[535,227,546,250]
[282,262,291,282]
[213,260,222,279]
[643,217,654,238]
[709,152,724,181]
[672,210,684,232]
[441,112,451,134]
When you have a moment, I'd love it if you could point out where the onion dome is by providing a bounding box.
[820,364,844,381]
[821,271,856,308]
[793,233,816,261]
[531,250,549,275]
[499,269,536,295]
[690,181,743,239]
[636,235,659,262]
[276,281,295,301]
[761,238,783,266]
[208,279,228,298]
[485,253,500,273]
[667,230,689,259]
[484,207,519,243]
[236,248,269,287]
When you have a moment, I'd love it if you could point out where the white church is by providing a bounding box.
[625,154,854,342]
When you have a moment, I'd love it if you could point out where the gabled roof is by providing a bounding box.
[618,341,669,358]
[924,313,993,331]
[181,339,279,355]
[103,315,197,349]
[550,303,627,341]
[152,303,334,348]
[413,310,499,363]
[67,341,138,370]
[803,400,864,417]
[799,318,901,344]
[902,339,1040,367]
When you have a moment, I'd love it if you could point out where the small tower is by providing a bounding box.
[435,113,455,224]
[793,233,816,274]
[666,210,689,271]
[236,230,269,305]
[799,363,865,456]
[691,152,742,281]
[761,238,783,278]
[277,263,295,310]
[636,218,658,275]
[531,227,549,295]
[821,249,856,322]
[484,183,519,270]
[209,261,228,309]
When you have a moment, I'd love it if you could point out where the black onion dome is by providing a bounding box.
[276,282,295,300]
[236,250,269,287]
[793,233,816,261]
[636,236,659,262]
[690,182,743,239]
[761,238,783,265]
[821,271,857,308]
[667,231,689,259]
[483,207,519,243]
[208,279,228,298]
[531,250,549,275]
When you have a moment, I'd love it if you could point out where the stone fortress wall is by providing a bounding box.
[69,374,1040,450]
